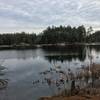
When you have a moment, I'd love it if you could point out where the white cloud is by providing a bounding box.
[0,0,100,33]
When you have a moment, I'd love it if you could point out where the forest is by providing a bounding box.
[0,25,100,45]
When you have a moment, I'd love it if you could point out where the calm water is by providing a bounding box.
[0,45,100,100]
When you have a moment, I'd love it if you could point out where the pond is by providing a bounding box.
[0,45,100,100]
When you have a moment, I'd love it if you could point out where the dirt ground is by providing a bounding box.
[40,95,100,100]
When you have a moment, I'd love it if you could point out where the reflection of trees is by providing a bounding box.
[34,45,100,96]
[16,50,36,60]
[45,55,79,63]
[44,45,86,62]
[42,45,85,53]
[89,45,100,52]
[16,50,28,59]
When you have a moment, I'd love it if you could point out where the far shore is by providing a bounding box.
[0,43,100,50]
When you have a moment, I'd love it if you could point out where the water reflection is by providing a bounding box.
[0,60,8,90]
[43,45,86,62]
[45,54,85,63]
[0,60,6,76]
[0,66,5,76]
[0,45,100,100]
[33,62,100,97]
[89,45,100,52]
[33,45,100,97]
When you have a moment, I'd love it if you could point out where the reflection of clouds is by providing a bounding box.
[0,59,6,76]
[0,50,38,60]
[0,64,7,78]
[16,50,33,60]
[0,65,6,70]
[4,56,52,83]
[16,50,27,59]
[0,65,6,76]
[0,49,45,60]
[1,46,100,100]
[36,56,41,60]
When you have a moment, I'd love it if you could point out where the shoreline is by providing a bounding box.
[39,95,100,100]
[0,43,100,50]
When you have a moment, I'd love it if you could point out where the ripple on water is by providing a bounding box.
[0,79,8,89]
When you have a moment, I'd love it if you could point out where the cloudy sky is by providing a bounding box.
[0,0,100,33]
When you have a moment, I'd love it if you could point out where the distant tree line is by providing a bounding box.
[39,25,87,44]
[0,32,36,45]
[0,25,100,45]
